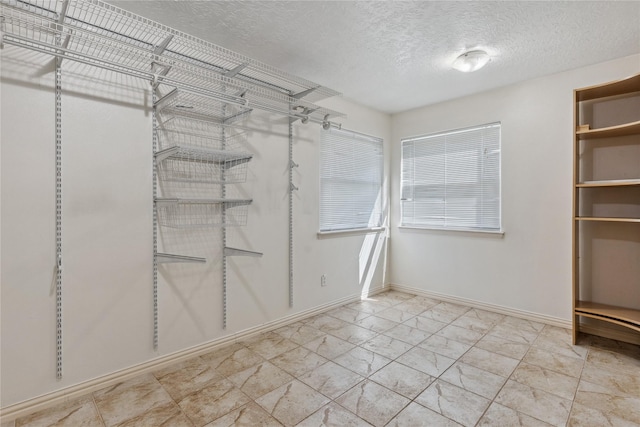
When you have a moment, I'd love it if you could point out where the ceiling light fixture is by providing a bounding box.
[452,50,490,72]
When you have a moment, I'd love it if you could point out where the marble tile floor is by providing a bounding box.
[4,290,640,427]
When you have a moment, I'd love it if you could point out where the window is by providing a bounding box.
[401,122,501,231]
[320,127,383,232]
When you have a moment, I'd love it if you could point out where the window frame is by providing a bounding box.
[400,122,502,234]
[319,127,384,234]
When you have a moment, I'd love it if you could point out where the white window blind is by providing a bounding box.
[401,122,501,231]
[320,127,383,232]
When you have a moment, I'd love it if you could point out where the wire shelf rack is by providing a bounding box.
[156,146,251,184]
[157,116,246,150]
[156,198,251,228]
[154,88,251,123]
[1,0,345,122]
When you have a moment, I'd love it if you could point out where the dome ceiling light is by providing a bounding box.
[452,50,491,72]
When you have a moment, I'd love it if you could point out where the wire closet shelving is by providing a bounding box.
[1,0,344,364]
[0,0,345,123]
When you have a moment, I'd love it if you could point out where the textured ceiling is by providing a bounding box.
[108,1,640,113]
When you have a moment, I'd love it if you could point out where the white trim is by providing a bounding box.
[317,227,385,238]
[397,226,504,236]
[390,283,571,329]
[0,286,385,422]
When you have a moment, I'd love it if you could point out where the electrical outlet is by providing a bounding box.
[321,274,327,286]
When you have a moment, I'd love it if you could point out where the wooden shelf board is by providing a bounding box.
[575,217,640,223]
[575,301,640,333]
[576,120,640,140]
[576,73,640,101]
[576,179,640,187]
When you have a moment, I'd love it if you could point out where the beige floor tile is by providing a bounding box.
[201,344,265,377]
[298,361,364,399]
[450,316,495,334]
[177,379,250,426]
[297,403,371,426]
[407,295,442,307]
[369,291,414,305]
[475,334,530,360]
[586,346,640,373]
[451,309,502,333]
[415,379,490,427]
[269,347,327,377]
[581,363,640,397]
[499,316,545,333]
[495,380,571,427]
[533,326,588,360]
[325,307,370,323]
[459,347,519,377]
[375,307,415,323]
[511,363,579,401]
[467,308,505,323]
[419,334,471,359]
[396,347,455,377]
[116,402,193,427]
[304,315,350,334]
[360,335,413,359]
[243,332,299,360]
[15,396,103,427]
[204,402,282,427]
[434,302,471,316]
[574,379,640,424]
[273,322,326,345]
[14,291,640,427]
[382,323,431,345]
[439,362,506,399]
[387,402,461,427]
[328,324,378,345]
[523,346,584,377]
[153,356,224,401]
[333,347,391,377]
[418,306,463,324]
[489,322,539,344]
[436,324,484,346]
[345,300,390,314]
[402,315,447,334]
[568,402,639,427]
[390,300,430,316]
[255,380,329,426]
[227,362,294,399]
[335,380,410,427]
[355,315,399,333]
[302,334,355,359]
[587,335,640,357]
[93,374,174,427]
[368,361,433,399]
[477,403,552,427]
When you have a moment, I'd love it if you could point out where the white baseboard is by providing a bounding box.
[390,283,572,329]
[0,286,385,423]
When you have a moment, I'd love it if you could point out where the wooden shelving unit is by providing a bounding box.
[572,73,640,344]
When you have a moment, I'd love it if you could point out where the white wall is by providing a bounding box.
[0,45,391,407]
[389,54,640,321]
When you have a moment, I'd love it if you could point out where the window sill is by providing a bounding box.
[317,227,386,239]
[398,225,505,236]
